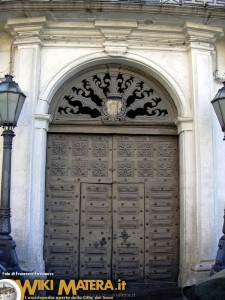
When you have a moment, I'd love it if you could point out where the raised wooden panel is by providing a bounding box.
[112,183,145,280]
[145,183,179,281]
[80,183,112,279]
[44,182,80,278]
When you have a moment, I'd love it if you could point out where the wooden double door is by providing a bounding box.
[44,133,179,282]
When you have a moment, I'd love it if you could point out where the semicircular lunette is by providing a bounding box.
[52,65,176,124]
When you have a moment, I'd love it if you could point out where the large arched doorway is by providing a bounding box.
[44,64,179,285]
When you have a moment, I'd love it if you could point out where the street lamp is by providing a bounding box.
[0,74,26,272]
[211,81,225,274]
[211,82,225,140]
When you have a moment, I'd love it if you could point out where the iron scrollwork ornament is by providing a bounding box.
[55,66,172,123]
[120,230,130,242]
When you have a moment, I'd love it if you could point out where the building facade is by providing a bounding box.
[1,0,225,289]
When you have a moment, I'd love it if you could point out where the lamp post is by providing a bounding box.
[0,74,26,272]
[211,81,225,274]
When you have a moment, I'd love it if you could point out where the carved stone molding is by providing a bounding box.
[5,17,223,52]
[103,41,128,56]
[6,17,47,44]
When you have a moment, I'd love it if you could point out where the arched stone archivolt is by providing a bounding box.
[36,52,191,119]
[49,64,178,126]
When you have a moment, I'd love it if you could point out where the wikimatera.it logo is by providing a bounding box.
[13,279,127,299]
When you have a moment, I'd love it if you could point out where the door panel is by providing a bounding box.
[113,135,178,182]
[145,183,179,281]
[112,183,145,280]
[80,183,112,279]
[44,133,179,282]
[44,182,80,278]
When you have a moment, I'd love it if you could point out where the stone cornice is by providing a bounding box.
[1,2,225,52]
[5,16,223,51]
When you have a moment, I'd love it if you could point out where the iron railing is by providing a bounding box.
[0,0,224,8]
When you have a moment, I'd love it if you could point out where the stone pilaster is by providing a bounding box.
[5,17,45,270]
[186,27,218,283]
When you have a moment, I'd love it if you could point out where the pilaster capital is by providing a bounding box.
[183,22,223,51]
[5,17,47,45]
[174,116,193,134]
[183,22,223,42]
[34,114,52,131]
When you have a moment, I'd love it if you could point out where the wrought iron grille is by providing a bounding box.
[0,0,224,8]
[107,0,225,6]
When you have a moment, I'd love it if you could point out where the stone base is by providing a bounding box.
[189,263,213,284]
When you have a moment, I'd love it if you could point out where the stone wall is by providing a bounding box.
[0,2,225,286]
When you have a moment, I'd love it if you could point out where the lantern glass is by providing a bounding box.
[211,82,225,131]
[212,97,225,130]
[0,93,8,125]
[0,75,26,127]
